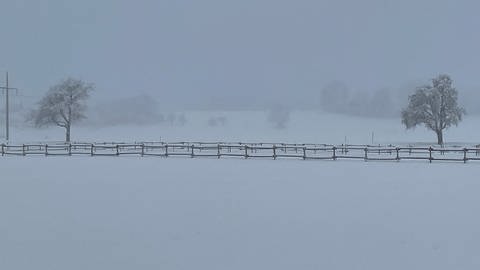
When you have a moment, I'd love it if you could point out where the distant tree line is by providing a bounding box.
[320,81,400,117]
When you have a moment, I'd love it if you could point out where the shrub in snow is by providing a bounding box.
[267,105,290,129]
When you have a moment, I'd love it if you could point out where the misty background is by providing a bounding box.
[1,0,480,127]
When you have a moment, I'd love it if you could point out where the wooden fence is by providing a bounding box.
[1,142,480,163]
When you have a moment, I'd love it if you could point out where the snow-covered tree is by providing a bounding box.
[401,74,465,145]
[30,78,93,142]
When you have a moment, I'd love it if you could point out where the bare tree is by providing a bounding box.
[31,78,93,142]
[401,74,465,145]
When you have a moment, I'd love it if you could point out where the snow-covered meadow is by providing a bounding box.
[1,111,480,270]
[6,110,480,145]
[1,157,480,270]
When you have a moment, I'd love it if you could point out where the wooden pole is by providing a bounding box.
[5,72,9,141]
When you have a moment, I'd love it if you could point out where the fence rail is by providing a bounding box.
[2,142,480,163]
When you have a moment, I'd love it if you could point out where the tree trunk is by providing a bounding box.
[67,106,72,143]
[65,124,71,142]
[436,129,443,145]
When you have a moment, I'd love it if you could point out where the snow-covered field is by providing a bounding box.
[1,157,480,270]
[5,111,480,145]
[1,111,479,269]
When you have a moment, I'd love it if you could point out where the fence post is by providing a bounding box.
[91,144,94,156]
[141,144,145,157]
[464,148,468,163]
[364,147,368,161]
[396,147,400,161]
[45,144,48,156]
[165,144,169,157]
[1,143,4,156]
[273,145,277,160]
[332,146,337,160]
[22,144,25,156]
[191,144,195,158]
[245,145,248,159]
[68,144,72,156]
[429,147,433,163]
[303,147,307,160]
[217,144,221,159]
[116,145,120,156]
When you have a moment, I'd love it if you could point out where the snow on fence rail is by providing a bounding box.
[2,142,480,163]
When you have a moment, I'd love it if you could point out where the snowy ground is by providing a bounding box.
[1,111,479,269]
[1,156,480,270]
[4,111,480,145]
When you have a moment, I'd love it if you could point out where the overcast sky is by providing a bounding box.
[1,0,479,109]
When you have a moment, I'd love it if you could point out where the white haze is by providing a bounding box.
[1,0,480,115]
[2,2,480,269]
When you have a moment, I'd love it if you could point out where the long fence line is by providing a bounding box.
[2,142,480,163]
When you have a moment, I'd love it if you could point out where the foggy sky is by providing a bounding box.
[1,0,479,109]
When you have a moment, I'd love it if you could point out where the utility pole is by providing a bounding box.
[1,72,17,142]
